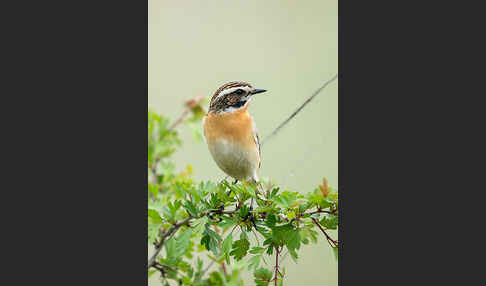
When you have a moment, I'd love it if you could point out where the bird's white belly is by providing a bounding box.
[208,139,256,181]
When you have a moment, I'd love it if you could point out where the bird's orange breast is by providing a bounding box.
[203,106,255,150]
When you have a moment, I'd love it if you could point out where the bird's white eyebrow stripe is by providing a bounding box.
[216,86,252,100]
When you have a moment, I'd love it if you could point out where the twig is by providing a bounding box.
[148,209,239,270]
[168,95,206,131]
[274,246,280,286]
[262,74,338,145]
[214,226,228,278]
[150,157,160,185]
[312,218,339,248]
[148,217,192,269]
[194,261,216,284]
[309,209,337,215]
[168,108,191,131]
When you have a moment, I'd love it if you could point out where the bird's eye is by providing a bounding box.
[235,89,244,95]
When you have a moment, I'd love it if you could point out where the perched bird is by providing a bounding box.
[203,81,267,196]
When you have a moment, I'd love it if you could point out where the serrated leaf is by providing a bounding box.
[230,238,250,261]
[175,228,192,257]
[221,233,233,264]
[249,247,265,254]
[320,214,338,230]
[273,191,298,209]
[165,237,178,265]
[254,267,273,286]
[240,230,249,241]
[200,226,221,255]
[183,201,198,217]
[219,216,238,228]
[265,213,276,228]
[191,216,208,238]
[285,228,301,250]
[239,205,249,219]
[248,254,261,270]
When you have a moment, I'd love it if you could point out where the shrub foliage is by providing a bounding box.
[148,107,338,286]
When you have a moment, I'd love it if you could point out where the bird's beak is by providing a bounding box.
[251,89,267,95]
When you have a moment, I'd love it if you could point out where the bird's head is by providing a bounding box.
[208,81,267,114]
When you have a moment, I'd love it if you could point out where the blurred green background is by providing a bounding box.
[148,0,337,285]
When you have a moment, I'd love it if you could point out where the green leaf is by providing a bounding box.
[238,205,249,219]
[253,267,273,286]
[273,191,298,209]
[230,238,250,261]
[175,228,192,257]
[240,230,249,241]
[249,247,265,255]
[218,216,238,228]
[332,247,338,261]
[269,187,280,199]
[265,213,276,228]
[148,222,161,244]
[320,214,338,230]
[191,216,208,238]
[288,247,299,263]
[200,226,222,255]
[148,269,157,278]
[148,208,163,223]
[271,223,301,257]
[165,237,178,265]
[183,201,198,217]
[148,184,159,197]
[285,228,301,250]
[221,233,233,264]
[248,254,261,270]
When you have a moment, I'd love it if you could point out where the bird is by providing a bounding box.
[203,81,267,207]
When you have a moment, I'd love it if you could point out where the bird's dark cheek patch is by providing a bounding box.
[231,100,246,108]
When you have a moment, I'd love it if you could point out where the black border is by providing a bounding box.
[3,1,148,284]
[4,0,477,284]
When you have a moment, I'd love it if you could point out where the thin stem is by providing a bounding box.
[312,218,338,248]
[148,209,239,270]
[274,246,280,286]
[194,261,215,285]
[262,74,338,145]
[168,108,190,131]
[147,217,192,269]
[309,209,337,215]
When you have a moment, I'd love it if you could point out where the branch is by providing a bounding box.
[312,218,338,248]
[273,246,280,286]
[148,217,192,269]
[262,74,338,145]
[168,108,191,131]
[194,261,216,285]
[168,95,206,131]
[309,209,337,215]
[148,208,239,270]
